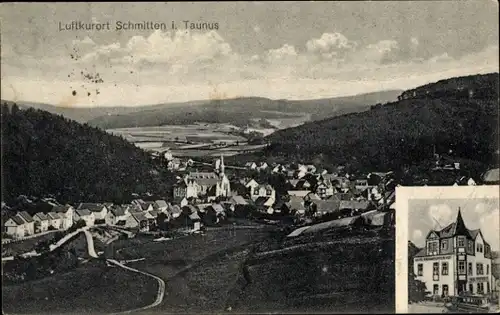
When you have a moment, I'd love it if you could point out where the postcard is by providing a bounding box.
[396,186,500,313]
[1,2,498,314]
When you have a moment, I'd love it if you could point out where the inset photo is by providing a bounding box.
[396,186,500,314]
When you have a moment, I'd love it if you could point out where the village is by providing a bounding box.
[4,147,498,244]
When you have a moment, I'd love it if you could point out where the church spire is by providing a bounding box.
[220,154,225,174]
[454,207,469,237]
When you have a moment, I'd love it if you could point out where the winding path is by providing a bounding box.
[106,259,166,314]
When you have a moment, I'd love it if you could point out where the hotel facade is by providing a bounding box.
[413,208,494,297]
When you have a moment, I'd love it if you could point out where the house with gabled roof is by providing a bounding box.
[105,205,130,225]
[74,209,95,226]
[154,200,168,212]
[287,190,311,198]
[52,204,74,230]
[250,184,276,202]
[77,203,108,223]
[4,211,35,239]
[125,212,150,231]
[47,212,62,229]
[309,200,341,216]
[33,212,50,233]
[285,196,307,215]
[413,208,494,297]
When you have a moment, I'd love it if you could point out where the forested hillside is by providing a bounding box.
[261,73,499,174]
[1,103,176,204]
[85,91,401,129]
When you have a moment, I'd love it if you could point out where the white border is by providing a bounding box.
[395,185,500,313]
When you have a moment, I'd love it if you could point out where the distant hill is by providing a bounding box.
[2,90,401,129]
[1,103,176,204]
[255,73,499,174]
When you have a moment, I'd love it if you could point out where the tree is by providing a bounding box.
[408,267,429,303]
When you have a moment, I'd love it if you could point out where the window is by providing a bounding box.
[469,284,474,293]
[487,282,490,293]
[458,261,466,274]
[253,188,259,195]
[476,243,483,253]
[468,262,473,275]
[477,283,484,294]
[467,240,474,253]
[433,262,439,275]
[487,265,489,275]
[476,263,484,275]
[433,284,439,295]
[441,240,448,251]
[458,236,465,247]
[266,189,272,196]
[427,241,439,255]
[442,262,449,275]
[417,264,423,276]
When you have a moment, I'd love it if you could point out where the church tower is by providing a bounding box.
[220,154,225,175]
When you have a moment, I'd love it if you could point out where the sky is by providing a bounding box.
[1,2,499,107]
[409,198,499,252]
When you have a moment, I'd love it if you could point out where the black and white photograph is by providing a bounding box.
[396,186,500,313]
[1,2,499,314]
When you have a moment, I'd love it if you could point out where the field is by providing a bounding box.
[2,262,158,314]
[231,233,396,314]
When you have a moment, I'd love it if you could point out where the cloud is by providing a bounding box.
[306,32,357,60]
[1,28,498,106]
[479,208,499,251]
[475,203,489,215]
[412,229,423,244]
[428,204,454,228]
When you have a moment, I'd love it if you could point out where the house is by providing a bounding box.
[413,208,493,297]
[105,205,130,225]
[305,164,317,173]
[33,212,50,233]
[309,200,341,216]
[173,179,199,201]
[250,184,276,202]
[47,212,63,229]
[52,204,74,230]
[176,157,231,201]
[315,180,335,198]
[203,204,226,225]
[245,162,258,170]
[304,192,321,202]
[154,200,169,212]
[287,190,311,198]
[285,196,307,215]
[4,216,28,239]
[254,196,275,212]
[271,164,286,174]
[77,203,108,223]
[294,179,313,190]
[168,204,182,218]
[74,209,95,226]
[189,212,202,231]
[258,162,269,171]
[125,212,150,231]
[287,179,300,189]
[4,212,35,239]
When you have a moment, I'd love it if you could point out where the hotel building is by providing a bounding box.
[413,208,494,297]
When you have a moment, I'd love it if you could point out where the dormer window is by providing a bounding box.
[457,236,465,247]
[476,243,483,253]
[427,241,439,255]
